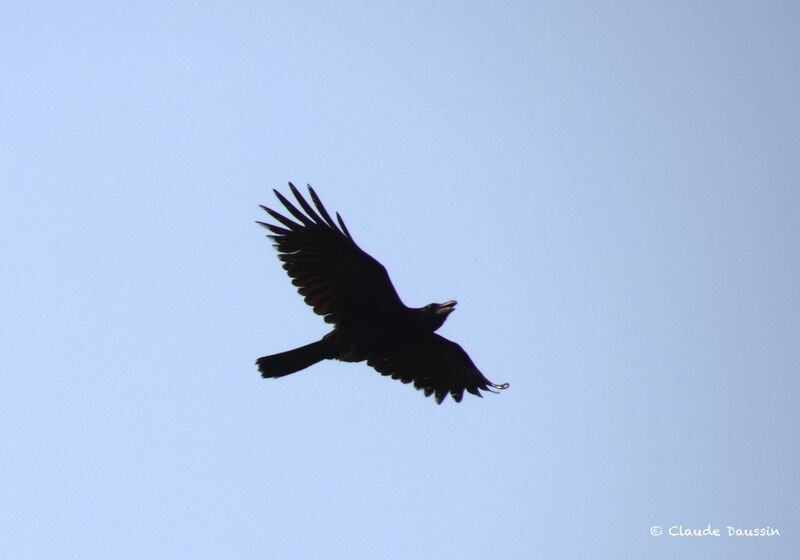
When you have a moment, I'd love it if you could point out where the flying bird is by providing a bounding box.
[255,183,509,404]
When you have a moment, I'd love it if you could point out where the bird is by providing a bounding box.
[255,183,509,404]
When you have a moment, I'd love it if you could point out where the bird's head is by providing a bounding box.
[421,300,457,331]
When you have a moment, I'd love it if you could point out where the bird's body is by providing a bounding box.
[256,184,508,403]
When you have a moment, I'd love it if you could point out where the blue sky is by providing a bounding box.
[2,2,798,558]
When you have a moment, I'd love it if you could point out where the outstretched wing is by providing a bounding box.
[367,333,509,404]
[258,183,404,324]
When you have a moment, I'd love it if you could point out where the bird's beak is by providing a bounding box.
[435,300,458,315]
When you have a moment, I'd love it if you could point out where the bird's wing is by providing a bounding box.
[258,183,404,324]
[367,333,509,404]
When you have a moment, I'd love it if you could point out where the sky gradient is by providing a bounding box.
[2,2,798,558]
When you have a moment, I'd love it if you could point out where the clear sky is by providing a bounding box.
[2,2,798,558]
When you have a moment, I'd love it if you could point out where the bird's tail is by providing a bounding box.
[257,338,336,378]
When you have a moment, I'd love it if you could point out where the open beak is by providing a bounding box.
[435,300,458,315]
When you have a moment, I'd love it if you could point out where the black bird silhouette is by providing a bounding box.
[255,183,509,404]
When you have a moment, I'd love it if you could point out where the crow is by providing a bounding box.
[255,183,509,404]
